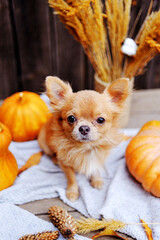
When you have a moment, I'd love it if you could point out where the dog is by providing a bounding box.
[38,76,129,201]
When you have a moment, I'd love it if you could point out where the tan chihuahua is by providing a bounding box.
[38,76,129,201]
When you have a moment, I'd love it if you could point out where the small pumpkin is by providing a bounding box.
[126,120,160,197]
[0,122,18,191]
[0,91,51,142]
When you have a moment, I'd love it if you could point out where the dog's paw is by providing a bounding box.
[66,189,79,202]
[90,179,104,190]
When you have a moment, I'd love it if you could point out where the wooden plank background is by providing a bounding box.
[0,0,160,99]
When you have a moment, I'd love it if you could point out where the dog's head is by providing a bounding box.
[46,76,129,143]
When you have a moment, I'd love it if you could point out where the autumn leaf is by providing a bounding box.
[92,228,128,240]
[140,219,153,240]
[18,151,42,175]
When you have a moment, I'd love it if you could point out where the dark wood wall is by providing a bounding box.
[0,0,160,99]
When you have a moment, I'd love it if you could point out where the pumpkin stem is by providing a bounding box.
[0,123,3,132]
[19,92,23,102]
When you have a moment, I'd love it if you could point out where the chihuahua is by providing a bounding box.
[38,76,129,201]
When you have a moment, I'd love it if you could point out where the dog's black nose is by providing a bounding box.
[79,126,90,135]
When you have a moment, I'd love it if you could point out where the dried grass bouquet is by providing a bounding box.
[48,0,160,84]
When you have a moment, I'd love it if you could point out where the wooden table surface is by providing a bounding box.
[4,89,160,240]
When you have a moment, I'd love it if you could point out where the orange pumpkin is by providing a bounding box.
[126,120,160,197]
[0,122,18,191]
[0,91,51,142]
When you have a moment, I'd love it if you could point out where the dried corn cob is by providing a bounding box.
[19,230,59,240]
[48,206,77,239]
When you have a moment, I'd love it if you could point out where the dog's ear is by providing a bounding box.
[104,78,129,106]
[45,76,72,108]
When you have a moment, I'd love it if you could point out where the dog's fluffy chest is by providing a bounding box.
[57,143,109,178]
[75,149,103,177]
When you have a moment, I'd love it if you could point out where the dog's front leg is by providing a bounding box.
[90,172,104,190]
[59,161,79,201]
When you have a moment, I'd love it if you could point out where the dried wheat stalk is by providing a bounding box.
[124,11,160,78]
[105,0,132,81]
[49,0,110,82]
[76,216,160,239]
[48,0,132,83]
[48,0,160,83]
[76,217,125,234]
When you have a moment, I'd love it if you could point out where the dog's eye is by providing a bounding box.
[67,115,77,124]
[96,117,105,124]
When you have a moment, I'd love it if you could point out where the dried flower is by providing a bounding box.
[48,206,77,239]
[121,38,138,56]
